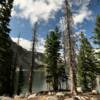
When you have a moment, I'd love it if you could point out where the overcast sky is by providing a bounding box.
[10,0,100,52]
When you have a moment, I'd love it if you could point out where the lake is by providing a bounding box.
[15,69,100,94]
[21,70,47,93]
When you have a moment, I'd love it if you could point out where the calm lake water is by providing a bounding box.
[18,69,67,93]
[16,69,100,94]
[22,70,47,93]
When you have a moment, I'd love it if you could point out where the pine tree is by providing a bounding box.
[0,0,14,96]
[93,15,100,61]
[77,33,97,91]
[57,59,68,90]
[94,15,100,46]
[45,28,61,91]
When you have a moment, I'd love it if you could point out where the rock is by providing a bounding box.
[56,92,64,97]
[64,98,73,100]
[48,92,52,95]
[47,96,58,100]
[92,90,97,95]
[83,96,89,100]
[77,87,83,93]
[19,93,25,98]
[74,96,90,100]
[65,96,89,100]
[0,96,12,100]
[25,92,30,97]
[91,97,98,100]
[48,92,55,95]
[27,93,37,99]
[14,95,20,99]
[74,96,81,100]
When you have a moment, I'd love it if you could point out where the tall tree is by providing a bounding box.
[28,22,38,94]
[64,0,77,95]
[45,28,61,91]
[93,15,100,62]
[94,15,100,47]
[77,33,97,91]
[57,59,68,90]
[0,0,14,96]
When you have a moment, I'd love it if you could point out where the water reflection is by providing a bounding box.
[22,70,47,93]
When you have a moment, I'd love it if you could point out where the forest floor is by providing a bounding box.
[13,93,100,100]
[0,92,100,100]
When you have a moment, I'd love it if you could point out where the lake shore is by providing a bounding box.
[1,92,100,100]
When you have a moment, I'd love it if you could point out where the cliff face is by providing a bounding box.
[11,41,45,70]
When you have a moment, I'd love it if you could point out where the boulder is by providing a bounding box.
[48,92,52,95]
[0,96,13,100]
[73,96,81,100]
[19,93,25,98]
[64,98,73,100]
[25,92,30,97]
[56,92,64,97]
[77,87,83,93]
[74,96,90,100]
[47,96,58,100]
[27,93,37,99]
[14,95,20,99]
[92,90,97,95]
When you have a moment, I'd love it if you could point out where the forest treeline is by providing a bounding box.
[0,0,100,97]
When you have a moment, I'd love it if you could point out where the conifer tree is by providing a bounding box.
[94,15,100,46]
[0,0,14,96]
[77,33,97,91]
[45,28,61,91]
[93,15,100,60]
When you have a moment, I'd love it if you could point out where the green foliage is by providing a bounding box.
[77,33,97,91]
[57,60,68,90]
[45,29,60,91]
[94,15,100,46]
[93,15,100,74]
[45,28,67,91]
[0,0,14,96]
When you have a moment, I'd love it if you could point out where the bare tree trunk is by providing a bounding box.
[63,31,67,71]
[11,33,21,95]
[63,31,69,90]
[11,52,17,95]
[28,22,38,94]
[64,0,77,95]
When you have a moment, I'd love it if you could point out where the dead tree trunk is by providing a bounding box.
[62,31,70,90]
[64,0,77,95]
[11,33,22,95]
[28,22,38,94]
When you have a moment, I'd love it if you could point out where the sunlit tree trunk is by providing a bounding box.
[64,0,77,95]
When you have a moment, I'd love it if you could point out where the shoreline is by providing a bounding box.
[0,92,100,100]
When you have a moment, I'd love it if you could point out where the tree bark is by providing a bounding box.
[28,22,38,94]
[64,0,77,95]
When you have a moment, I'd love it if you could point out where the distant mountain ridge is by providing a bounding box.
[11,40,45,70]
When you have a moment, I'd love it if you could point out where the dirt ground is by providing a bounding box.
[13,94,100,100]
